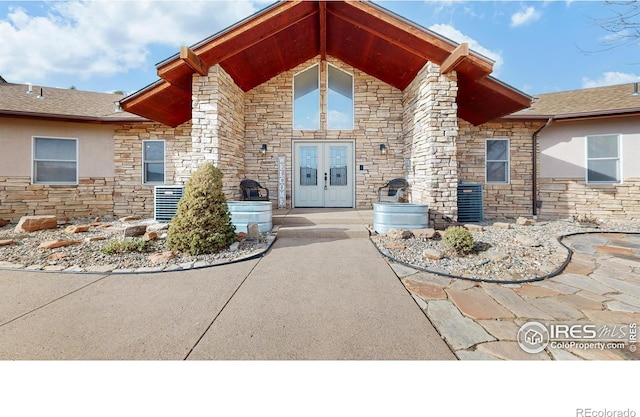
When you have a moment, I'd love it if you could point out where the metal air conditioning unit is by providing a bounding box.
[457,183,483,223]
[154,186,184,222]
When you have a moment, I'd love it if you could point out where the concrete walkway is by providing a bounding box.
[0,209,454,360]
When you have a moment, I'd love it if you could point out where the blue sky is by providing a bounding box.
[1,0,639,96]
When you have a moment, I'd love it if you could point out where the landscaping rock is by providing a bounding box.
[464,224,484,232]
[515,235,540,247]
[516,217,536,226]
[119,216,141,222]
[229,242,240,251]
[0,239,16,246]
[48,253,68,261]
[143,231,158,241]
[0,219,10,228]
[422,248,443,260]
[15,215,58,233]
[85,236,106,243]
[236,232,247,241]
[413,228,437,239]
[38,239,80,249]
[493,222,511,230]
[385,241,406,251]
[146,223,169,232]
[386,228,412,239]
[247,222,260,241]
[123,225,147,237]
[148,251,176,264]
[64,225,90,233]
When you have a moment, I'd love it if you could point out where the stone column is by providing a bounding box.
[191,65,246,199]
[403,62,459,227]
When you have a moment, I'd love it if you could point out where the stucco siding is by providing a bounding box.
[0,118,115,178]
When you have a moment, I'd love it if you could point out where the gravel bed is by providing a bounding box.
[371,218,640,282]
[0,216,271,273]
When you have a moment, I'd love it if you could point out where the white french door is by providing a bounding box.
[293,141,354,208]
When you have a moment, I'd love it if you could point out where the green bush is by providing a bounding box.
[443,226,475,255]
[167,163,236,255]
[101,238,147,255]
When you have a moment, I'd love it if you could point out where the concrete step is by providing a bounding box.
[274,224,370,239]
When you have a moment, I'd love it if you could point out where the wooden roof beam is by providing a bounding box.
[180,46,208,76]
[441,43,468,75]
[319,1,327,61]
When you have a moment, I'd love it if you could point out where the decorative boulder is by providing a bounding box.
[15,215,58,233]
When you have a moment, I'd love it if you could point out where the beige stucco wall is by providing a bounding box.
[540,116,640,179]
[537,115,640,220]
[0,118,115,178]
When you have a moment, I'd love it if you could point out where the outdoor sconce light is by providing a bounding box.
[379,144,387,155]
[260,144,267,155]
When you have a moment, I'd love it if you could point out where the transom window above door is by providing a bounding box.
[293,63,354,131]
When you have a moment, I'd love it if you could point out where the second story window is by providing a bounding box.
[327,64,354,130]
[293,64,320,130]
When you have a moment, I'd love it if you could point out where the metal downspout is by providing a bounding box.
[532,118,553,217]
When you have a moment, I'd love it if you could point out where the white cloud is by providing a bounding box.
[582,72,640,88]
[429,23,503,74]
[510,6,541,27]
[0,1,270,83]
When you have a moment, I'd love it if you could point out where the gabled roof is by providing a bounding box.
[0,82,145,123]
[121,0,531,127]
[510,82,640,121]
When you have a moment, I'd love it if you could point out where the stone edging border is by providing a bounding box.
[369,230,640,284]
[0,235,277,275]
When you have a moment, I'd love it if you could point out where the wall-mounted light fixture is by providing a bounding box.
[379,144,387,155]
[260,144,267,155]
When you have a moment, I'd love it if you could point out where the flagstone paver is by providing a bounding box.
[583,309,640,324]
[550,273,616,295]
[388,233,640,360]
[476,341,551,360]
[568,348,628,360]
[403,279,447,300]
[554,294,605,311]
[604,301,640,314]
[477,320,520,341]
[426,300,495,351]
[482,286,554,320]
[528,297,585,320]
[446,287,514,320]
[389,263,420,278]
[589,275,640,298]
[513,284,561,298]
[548,348,584,360]
[610,293,640,307]
[575,290,614,303]
[454,349,497,360]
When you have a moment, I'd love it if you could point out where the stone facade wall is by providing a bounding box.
[538,178,640,220]
[0,177,115,221]
[457,119,545,219]
[403,63,459,226]
[112,122,191,218]
[244,56,405,208]
[191,65,246,199]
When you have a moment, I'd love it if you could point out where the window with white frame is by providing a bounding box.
[143,140,165,184]
[327,64,354,130]
[485,139,510,184]
[32,137,77,184]
[586,134,620,183]
[293,64,320,130]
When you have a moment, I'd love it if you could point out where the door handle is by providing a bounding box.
[324,173,328,190]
